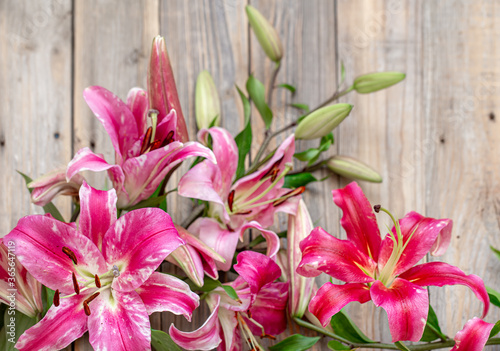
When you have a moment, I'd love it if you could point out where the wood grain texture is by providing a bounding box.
[0,0,73,234]
[3,0,500,350]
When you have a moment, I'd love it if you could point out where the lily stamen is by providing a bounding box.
[95,274,101,288]
[72,272,80,295]
[62,247,78,265]
[53,289,60,307]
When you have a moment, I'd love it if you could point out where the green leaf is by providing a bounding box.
[394,341,412,351]
[277,83,296,94]
[487,286,500,308]
[42,286,56,317]
[284,173,318,188]
[420,305,446,342]
[151,329,182,351]
[125,194,168,211]
[294,148,320,162]
[269,334,320,351]
[235,86,253,179]
[327,340,350,350]
[491,245,500,261]
[489,320,500,339]
[290,103,310,113]
[17,171,65,222]
[221,286,240,302]
[0,311,36,351]
[320,133,335,150]
[330,309,373,344]
[246,75,273,129]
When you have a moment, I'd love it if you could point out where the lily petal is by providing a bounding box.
[378,212,453,275]
[29,168,84,206]
[189,218,239,271]
[246,281,289,336]
[4,216,107,294]
[136,272,199,321]
[233,251,281,296]
[239,221,280,259]
[83,86,139,163]
[169,295,222,351]
[309,282,371,327]
[15,294,88,351]
[88,289,151,351]
[148,36,189,142]
[297,227,376,283]
[399,261,489,318]
[198,127,238,198]
[167,244,206,287]
[126,87,148,135]
[370,278,429,342]
[79,182,117,251]
[332,182,381,262]
[102,208,183,292]
[122,141,215,207]
[451,317,494,351]
[178,160,228,223]
[66,147,125,190]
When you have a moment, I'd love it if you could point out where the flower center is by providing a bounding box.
[227,162,303,215]
[55,247,122,315]
[139,109,175,155]
[374,206,418,287]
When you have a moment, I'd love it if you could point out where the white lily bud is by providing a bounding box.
[195,70,221,129]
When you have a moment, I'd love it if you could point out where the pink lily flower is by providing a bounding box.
[4,182,199,351]
[0,242,43,319]
[170,251,289,351]
[451,317,494,350]
[66,86,215,208]
[28,168,84,207]
[166,224,226,287]
[297,182,490,342]
[178,127,301,268]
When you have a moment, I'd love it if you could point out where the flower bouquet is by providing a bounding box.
[2,4,500,351]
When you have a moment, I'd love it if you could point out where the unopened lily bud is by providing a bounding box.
[29,168,84,206]
[288,199,314,318]
[353,72,405,94]
[246,5,283,62]
[195,70,221,129]
[327,155,382,183]
[148,36,189,142]
[295,103,353,140]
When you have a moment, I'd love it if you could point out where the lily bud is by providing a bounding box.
[288,199,314,318]
[245,5,283,62]
[295,103,352,140]
[195,70,221,129]
[327,155,382,183]
[148,36,189,142]
[353,72,405,94]
[29,168,84,206]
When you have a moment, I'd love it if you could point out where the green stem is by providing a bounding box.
[267,62,281,109]
[250,123,295,169]
[310,85,354,112]
[287,159,329,176]
[293,316,500,350]
[181,204,205,228]
[70,204,80,223]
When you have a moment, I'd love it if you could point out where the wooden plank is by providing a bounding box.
[159,0,249,335]
[73,0,159,190]
[422,0,500,338]
[248,1,337,349]
[0,1,72,350]
[336,0,425,344]
[73,1,159,349]
[0,0,73,234]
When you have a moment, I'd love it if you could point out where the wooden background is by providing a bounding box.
[2,0,500,350]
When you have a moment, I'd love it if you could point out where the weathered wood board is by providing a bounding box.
[2,0,500,350]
